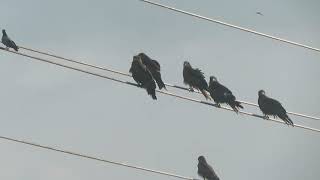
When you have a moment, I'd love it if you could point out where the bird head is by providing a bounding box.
[183,61,191,68]
[198,156,206,163]
[209,76,218,83]
[133,55,141,62]
[258,90,265,96]
[2,29,6,34]
[138,52,146,57]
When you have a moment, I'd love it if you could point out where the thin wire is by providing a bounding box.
[19,46,320,121]
[0,135,197,180]
[140,0,320,53]
[1,47,320,133]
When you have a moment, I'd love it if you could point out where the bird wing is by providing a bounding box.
[151,60,161,71]
[10,40,17,48]
[219,83,233,96]
[204,163,219,180]
[2,36,17,49]
[262,97,287,114]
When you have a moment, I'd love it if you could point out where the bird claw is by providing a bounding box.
[188,88,194,92]
[264,116,270,120]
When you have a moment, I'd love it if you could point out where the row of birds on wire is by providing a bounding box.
[1,29,222,180]
[129,52,294,126]
[1,29,294,127]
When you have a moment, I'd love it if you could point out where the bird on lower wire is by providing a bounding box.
[137,52,166,90]
[208,76,243,113]
[1,29,19,51]
[183,61,211,100]
[197,156,220,180]
[258,90,294,126]
[129,55,157,100]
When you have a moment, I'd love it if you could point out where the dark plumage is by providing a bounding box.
[129,55,157,100]
[138,53,166,90]
[258,90,294,126]
[256,12,264,16]
[197,156,220,180]
[208,76,243,113]
[183,61,210,100]
[1,29,18,51]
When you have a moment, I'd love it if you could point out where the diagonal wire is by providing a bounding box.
[139,0,320,53]
[1,47,320,133]
[18,46,320,121]
[0,135,198,180]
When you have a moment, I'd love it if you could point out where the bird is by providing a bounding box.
[197,156,220,180]
[256,12,264,16]
[137,53,166,90]
[183,61,211,100]
[258,90,294,126]
[208,76,243,113]
[129,55,157,100]
[1,29,19,51]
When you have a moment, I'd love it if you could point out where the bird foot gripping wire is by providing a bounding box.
[263,115,270,120]
[188,87,195,92]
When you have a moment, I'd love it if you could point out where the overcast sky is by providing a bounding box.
[0,0,320,180]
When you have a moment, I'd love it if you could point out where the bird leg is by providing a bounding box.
[188,86,195,92]
[263,115,269,120]
[216,103,221,108]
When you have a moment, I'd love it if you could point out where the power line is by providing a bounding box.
[19,46,320,121]
[0,135,197,180]
[139,0,320,53]
[1,47,320,133]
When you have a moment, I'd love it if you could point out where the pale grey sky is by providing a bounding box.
[0,0,319,180]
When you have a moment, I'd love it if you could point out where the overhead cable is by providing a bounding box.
[0,135,197,180]
[1,47,319,133]
[18,46,320,121]
[140,0,320,53]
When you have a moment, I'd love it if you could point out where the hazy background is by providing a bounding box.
[0,0,319,179]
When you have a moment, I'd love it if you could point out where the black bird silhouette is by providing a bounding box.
[129,55,157,100]
[258,90,294,126]
[1,29,18,51]
[183,61,210,100]
[208,76,243,113]
[137,53,166,90]
[197,156,220,180]
[256,12,264,16]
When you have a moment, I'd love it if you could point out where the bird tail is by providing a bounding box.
[155,76,166,90]
[201,89,211,100]
[145,81,157,100]
[13,46,18,51]
[229,101,243,113]
[279,114,294,127]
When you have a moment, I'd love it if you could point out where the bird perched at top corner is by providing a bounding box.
[137,52,166,90]
[129,55,157,100]
[208,76,243,113]
[197,156,220,180]
[183,61,211,100]
[1,29,19,51]
[258,90,294,126]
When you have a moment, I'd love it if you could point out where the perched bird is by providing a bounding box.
[137,53,166,90]
[208,76,243,112]
[258,90,294,126]
[183,61,210,100]
[129,55,157,100]
[1,29,18,51]
[197,156,220,180]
